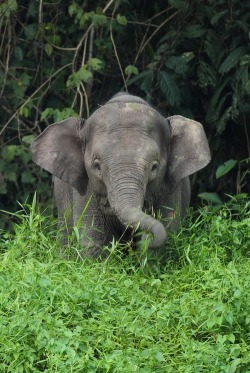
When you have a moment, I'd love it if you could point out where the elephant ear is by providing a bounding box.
[167,115,211,190]
[31,117,88,195]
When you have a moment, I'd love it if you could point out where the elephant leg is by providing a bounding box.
[54,178,107,258]
[54,177,74,246]
[72,188,117,259]
[159,177,190,230]
[180,176,191,217]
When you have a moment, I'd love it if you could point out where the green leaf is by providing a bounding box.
[53,108,78,121]
[21,171,36,184]
[68,3,77,17]
[45,43,52,56]
[183,24,205,39]
[244,80,250,95]
[79,12,90,27]
[198,193,223,205]
[92,14,107,26]
[24,24,37,41]
[125,65,138,76]
[197,61,217,87]
[219,47,248,74]
[216,106,232,134]
[47,34,61,46]
[140,74,154,93]
[155,351,165,362]
[15,46,23,61]
[87,58,103,71]
[0,0,18,17]
[22,135,35,145]
[116,14,127,26]
[77,67,93,82]
[240,54,250,66]
[204,32,225,67]
[127,70,152,86]
[5,170,17,182]
[66,67,92,88]
[229,358,242,373]
[168,0,188,10]
[210,10,228,25]
[205,77,231,124]
[124,279,133,287]
[158,71,181,107]
[19,106,30,118]
[166,52,195,76]
[2,145,21,161]
[41,108,54,120]
[216,159,237,179]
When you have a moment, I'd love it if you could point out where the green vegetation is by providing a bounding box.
[0,195,249,372]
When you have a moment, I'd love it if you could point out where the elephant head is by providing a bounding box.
[31,93,210,248]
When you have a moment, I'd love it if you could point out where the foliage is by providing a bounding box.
[0,0,249,220]
[0,195,249,371]
[216,159,238,180]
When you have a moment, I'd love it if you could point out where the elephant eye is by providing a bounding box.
[151,161,158,172]
[93,159,101,170]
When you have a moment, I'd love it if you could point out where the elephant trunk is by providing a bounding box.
[115,205,167,248]
[107,172,166,248]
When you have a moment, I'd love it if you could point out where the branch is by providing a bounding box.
[139,10,181,58]
[0,63,72,136]
[110,23,127,92]
[72,0,116,72]
[0,21,11,99]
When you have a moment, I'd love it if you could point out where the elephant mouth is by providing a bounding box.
[97,196,114,214]
[143,200,151,213]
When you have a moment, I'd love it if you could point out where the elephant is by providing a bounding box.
[31,92,211,258]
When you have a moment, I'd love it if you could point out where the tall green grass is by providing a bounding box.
[0,195,249,372]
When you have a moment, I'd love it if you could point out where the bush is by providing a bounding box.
[0,195,249,371]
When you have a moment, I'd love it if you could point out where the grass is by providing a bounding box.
[0,195,249,372]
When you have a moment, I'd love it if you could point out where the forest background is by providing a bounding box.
[0,0,249,227]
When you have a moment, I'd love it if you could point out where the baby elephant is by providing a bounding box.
[31,93,210,258]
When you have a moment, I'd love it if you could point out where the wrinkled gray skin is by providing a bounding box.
[31,93,211,258]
